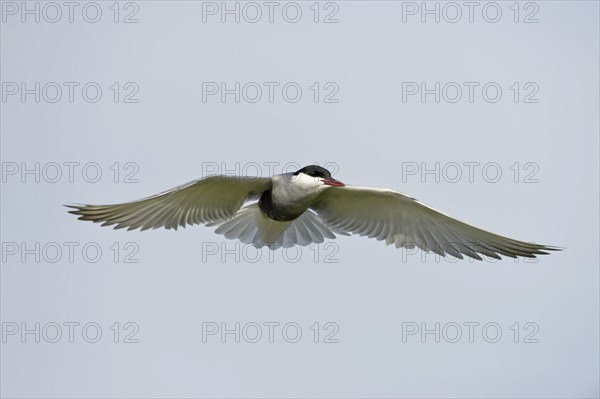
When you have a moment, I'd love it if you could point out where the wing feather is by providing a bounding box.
[312,186,560,260]
[67,176,272,231]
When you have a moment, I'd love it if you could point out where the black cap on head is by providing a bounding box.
[293,165,332,178]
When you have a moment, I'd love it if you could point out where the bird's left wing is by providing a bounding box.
[67,176,272,231]
[311,185,560,260]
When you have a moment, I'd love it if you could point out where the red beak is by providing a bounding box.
[322,178,345,187]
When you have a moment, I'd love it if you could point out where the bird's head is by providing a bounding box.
[292,165,345,189]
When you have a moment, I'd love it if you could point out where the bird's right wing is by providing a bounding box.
[312,185,560,260]
[67,176,272,231]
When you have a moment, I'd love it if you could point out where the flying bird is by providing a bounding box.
[66,165,560,260]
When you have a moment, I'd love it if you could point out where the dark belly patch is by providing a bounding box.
[258,189,302,222]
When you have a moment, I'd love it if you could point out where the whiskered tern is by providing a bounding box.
[67,165,560,260]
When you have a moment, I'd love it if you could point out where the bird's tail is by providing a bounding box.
[209,203,337,249]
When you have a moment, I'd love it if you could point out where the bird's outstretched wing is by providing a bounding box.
[66,176,272,231]
[312,186,560,260]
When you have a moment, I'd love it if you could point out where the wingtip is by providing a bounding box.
[537,245,564,253]
[64,203,86,212]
